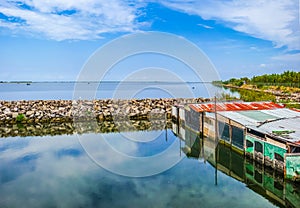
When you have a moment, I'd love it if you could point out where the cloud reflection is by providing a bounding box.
[0,132,275,208]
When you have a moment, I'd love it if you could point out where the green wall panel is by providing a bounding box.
[285,155,300,180]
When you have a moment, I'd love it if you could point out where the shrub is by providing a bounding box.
[256,83,264,89]
[16,113,25,122]
[236,81,244,87]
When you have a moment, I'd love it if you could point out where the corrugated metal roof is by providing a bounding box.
[218,111,259,126]
[189,101,284,113]
[218,109,300,145]
[255,117,300,144]
[237,110,279,122]
[189,101,300,145]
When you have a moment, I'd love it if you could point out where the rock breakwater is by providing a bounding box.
[0,98,208,124]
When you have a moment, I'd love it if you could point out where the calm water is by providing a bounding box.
[0,120,299,208]
[0,82,238,100]
[1,82,298,207]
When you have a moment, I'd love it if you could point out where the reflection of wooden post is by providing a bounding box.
[201,112,204,159]
[180,136,182,157]
[165,127,168,142]
[215,145,218,186]
[165,112,168,142]
[178,106,182,157]
[243,129,246,155]
[283,169,286,201]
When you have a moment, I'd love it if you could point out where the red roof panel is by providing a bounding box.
[189,102,284,113]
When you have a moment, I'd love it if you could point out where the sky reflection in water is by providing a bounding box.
[0,130,277,208]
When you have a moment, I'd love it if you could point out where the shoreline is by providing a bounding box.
[0,97,209,125]
[222,84,300,103]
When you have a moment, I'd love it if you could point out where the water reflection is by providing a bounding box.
[174,122,300,208]
[0,119,172,138]
[0,119,299,207]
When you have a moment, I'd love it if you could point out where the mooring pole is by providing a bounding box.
[214,96,218,141]
[214,96,218,186]
[165,112,168,142]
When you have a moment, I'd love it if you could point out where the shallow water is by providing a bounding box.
[0,120,299,208]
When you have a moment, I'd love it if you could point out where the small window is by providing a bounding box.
[290,146,300,153]
[218,121,230,141]
[246,140,253,148]
[254,141,263,153]
[232,126,244,149]
[274,153,284,162]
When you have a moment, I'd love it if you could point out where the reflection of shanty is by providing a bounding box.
[172,101,300,181]
[172,121,300,208]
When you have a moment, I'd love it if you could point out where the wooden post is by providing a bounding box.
[214,96,218,186]
[176,107,180,135]
[214,96,218,141]
[201,112,205,159]
[180,137,181,157]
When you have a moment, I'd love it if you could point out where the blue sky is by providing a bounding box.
[0,0,299,81]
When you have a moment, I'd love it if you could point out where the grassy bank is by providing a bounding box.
[214,71,300,109]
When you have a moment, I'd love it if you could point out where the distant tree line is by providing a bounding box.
[217,70,300,88]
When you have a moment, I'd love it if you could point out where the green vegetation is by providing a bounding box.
[16,113,25,122]
[222,77,250,87]
[252,71,300,87]
[283,103,300,109]
[221,88,276,102]
[219,71,300,88]
[218,92,239,101]
[214,71,299,109]
[238,89,276,102]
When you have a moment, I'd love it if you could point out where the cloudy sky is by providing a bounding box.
[0,0,299,81]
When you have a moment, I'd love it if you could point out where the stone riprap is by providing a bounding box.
[0,98,208,124]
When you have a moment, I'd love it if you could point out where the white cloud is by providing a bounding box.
[1,0,300,50]
[159,0,300,51]
[197,23,213,29]
[0,0,143,40]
